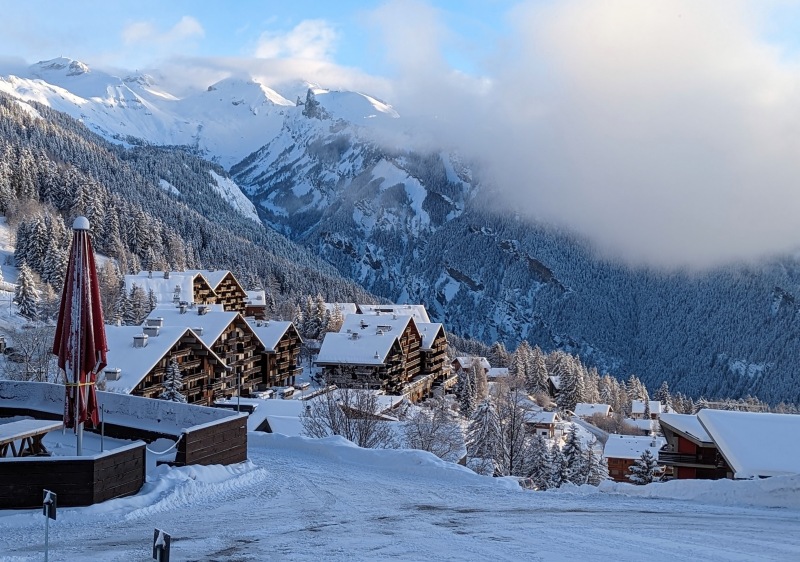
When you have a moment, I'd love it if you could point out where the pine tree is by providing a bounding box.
[14,263,40,320]
[527,434,552,490]
[456,367,476,417]
[562,424,585,484]
[528,345,549,395]
[466,398,502,476]
[628,450,659,485]
[488,341,510,368]
[550,444,569,488]
[585,441,609,486]
[127,284,147,325]
[159,357,187,403]
[654,381,672,412]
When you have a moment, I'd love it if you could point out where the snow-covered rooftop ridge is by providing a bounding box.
[524,410,559,424]
[659,413,713,444]
[316,331,399,365]
[357,304,430,323]
[324,302,358,315]
[247,318,296,351]
[417,322,444,350]
[631,400,663,415]
[574,403,613,417]
[454,357,491,371]
[697,409,800,478]
[602,435,666,461]
[145,304,239,347]
[125,272,198,306]
[0,380,242,436]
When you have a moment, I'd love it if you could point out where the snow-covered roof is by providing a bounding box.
[325,302,358,316]
[417,323,444,350]
[247,319,297,351]
[524,410,559,425]
[549,375,561,390]
[103,325,218,394]
[487,367,510,379]
[659,413,713,445]
[245,290,267,306]
[357,304,430,323]
[316,331,399,365]
[603,435,666,461]
[454,357,491,371]
[340,312,414,336]
[631,400,663,415]
[265,415,305,437]
[697,409,800,478]
[574,403,612,418]
[146,304,240,347]
[324,389,404,415]
[125,272,197,306]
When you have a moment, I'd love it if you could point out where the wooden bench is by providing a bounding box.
[0,420,63,458]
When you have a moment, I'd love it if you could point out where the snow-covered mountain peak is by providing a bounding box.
[32,57,91,77]
[203,76,293,107]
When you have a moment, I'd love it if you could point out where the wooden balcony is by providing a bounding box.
[658,451,723,468]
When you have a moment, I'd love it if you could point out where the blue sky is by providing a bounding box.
[0,0,515,76]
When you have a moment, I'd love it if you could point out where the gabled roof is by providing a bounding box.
[103,325,220,394]
[697,409,800,478]
[247,319,299,351]
[487,367,510,379]
[631,400,663,415]
[125,272,199,306]
[184,269,235,291]
[659,413,713,445]
[417,323,445,350]
[146,304,240,347]
[574,403,612,417]
[357,304,430,323]
[603,435,666,461]
[316,331,400,366]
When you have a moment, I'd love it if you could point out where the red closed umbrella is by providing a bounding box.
[52,216,107,454]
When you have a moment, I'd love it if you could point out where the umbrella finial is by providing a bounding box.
[73,216,90,231]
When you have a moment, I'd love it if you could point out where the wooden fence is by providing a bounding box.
[0,442,146,509]
[175,414,248,466]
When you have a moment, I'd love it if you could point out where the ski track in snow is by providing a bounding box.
[1,434,800,561]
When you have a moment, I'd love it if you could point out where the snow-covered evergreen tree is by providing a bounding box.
[585,441,609,486]
[466,398,502,476]
[562,424,585,485]
[526,434,552,490]
[456,366,477,417]
[550,444,569,488]
[159,357,187,403]
[14,262,40,320]
[628,450,659,485]
[487,341,510,368]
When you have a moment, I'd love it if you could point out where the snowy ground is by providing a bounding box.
[1,433,799,561]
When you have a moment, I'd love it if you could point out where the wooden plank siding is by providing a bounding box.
[0,443,145,509]
[174,415,247,466]
[261,325,302,388]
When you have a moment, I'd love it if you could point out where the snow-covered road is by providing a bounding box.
[2,433,799,561]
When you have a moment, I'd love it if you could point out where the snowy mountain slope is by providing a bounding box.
[2,433,800,560]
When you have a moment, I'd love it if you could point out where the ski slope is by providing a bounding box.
[1,433,799,561]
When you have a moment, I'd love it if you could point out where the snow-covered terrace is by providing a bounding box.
[357,303,430,323]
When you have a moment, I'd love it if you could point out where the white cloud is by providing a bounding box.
[255,19,337,61]
[122,16,204,46]
[366,0,800,268]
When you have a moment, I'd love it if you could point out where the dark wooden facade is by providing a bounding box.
[0,442,145,509]
[207,315,264,397]
[207,272,248,314]
[174,415,247,466]
[607,457,637,482]
[420,325,448,384]
[261,324,302,388]
[128,330,220,406]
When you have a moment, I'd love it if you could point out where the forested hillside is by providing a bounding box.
[0,93,377,313]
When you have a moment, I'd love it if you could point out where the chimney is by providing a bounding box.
[179,304,187,314]
[146,317,164,328]
[104,368,122,381]
[193,327,204,336]
[198,305,208,315]
[143,325,160,337]
[163,271,170,279]
[133,334,148,348]
[148,270,153,279]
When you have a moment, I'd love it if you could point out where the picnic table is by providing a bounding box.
[0,420,63,458]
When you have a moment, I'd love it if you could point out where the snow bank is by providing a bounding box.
[249,432,520,491]
[552,475,800,510]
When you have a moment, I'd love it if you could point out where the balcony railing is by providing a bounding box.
[658,451,719,466]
